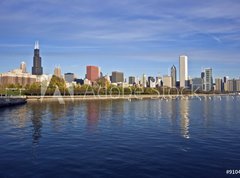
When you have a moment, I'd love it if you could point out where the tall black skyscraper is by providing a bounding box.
[32,41,43,75]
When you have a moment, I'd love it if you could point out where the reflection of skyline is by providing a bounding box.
[111,101,124,126]
[203,96,211,127]
[170,100,177,127]
[179,98,190,139]
[17,107,27,128]
[86,101,100,131]
[3,99,193,142]
[29,102,44,144]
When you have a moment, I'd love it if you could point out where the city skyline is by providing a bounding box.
[0,0,240,78]
[1,41,240,83]
[0,41,240,85]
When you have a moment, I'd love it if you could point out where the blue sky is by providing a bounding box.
[0,0,240,79]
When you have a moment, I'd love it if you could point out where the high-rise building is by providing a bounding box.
[54,66,62,78]
[227,79,236,92]
[156,77,162,87]
[64,73,75,83]
[111,71,124,83]
[223,76,229,83]
[129,76,136,85]
[215,78,223,92]
[163,75,172,88]
[236,79,240,92]
[20,62,27,73]
[223,76,229,92]
[32,41,43,75]
[86,66,100,82]
[148,76,156,88]
[141,74,147,87]
[203,68,213,92]
[179,55,188,88]
[201,72,205,79]
[171,65,177,87]
[191,78,203,91]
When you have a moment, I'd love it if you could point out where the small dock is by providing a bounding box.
[0,96,27,108]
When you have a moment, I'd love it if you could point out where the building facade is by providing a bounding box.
[148,76,156,88]
[163,75,172,88]
[226,79,236,92]
[0,63,36,87]
[215,78,223,92]
[203,68,213,92]
[129,76,136,85]
[142,74,147,87]
[86,66,100,82]
[171,65,177,87]
[20,62,27,73]
[111,71,124,83]
[236,79,240,92]
[54,66,62,78]
[191,78,203,91]
[179,55,188,88]
[64,73,75,83]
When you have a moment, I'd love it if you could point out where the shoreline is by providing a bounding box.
[26,93,238,101]
[0,97,27,107]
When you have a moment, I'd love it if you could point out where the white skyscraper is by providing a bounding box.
[179,55,188,88]
[142,74,147,87]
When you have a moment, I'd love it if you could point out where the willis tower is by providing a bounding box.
[32,41,43,75]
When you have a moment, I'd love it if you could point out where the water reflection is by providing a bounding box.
[170,100,177,127]
[15,106,28,128]
[179,98,190,139]
[28,102,45,144]
[86,101,100,132]
[110,100,124,126]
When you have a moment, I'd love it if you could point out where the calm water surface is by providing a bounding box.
[0,96,240,178]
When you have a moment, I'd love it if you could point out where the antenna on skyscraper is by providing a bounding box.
[34,41,39,49]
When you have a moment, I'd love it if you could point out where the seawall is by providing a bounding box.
[0,97,27,107]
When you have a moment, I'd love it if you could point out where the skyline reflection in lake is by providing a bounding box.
[1,96,240,178]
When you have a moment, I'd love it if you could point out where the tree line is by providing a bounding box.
[1,75,217,96]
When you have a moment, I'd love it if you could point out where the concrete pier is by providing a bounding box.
[0,97,27,107]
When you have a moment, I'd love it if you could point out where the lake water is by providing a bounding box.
[0,96,240,178]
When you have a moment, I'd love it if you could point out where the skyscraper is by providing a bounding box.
[32,41,43,75]
[86,66,100,82]
[64,73,75,83]
[54,66,62,78]
[163,75,172,88]
[223,76,229,91]
[142,74,147,87]
[148,76,156,88]
[203,68,213,92]
[20,61,26,73]
[191,78,203,91]
[227,79,236,92]
[179,55,188,88]
[215,78,223,92]
[236,79,240,92]
[171,65,177,87]
[111,71,124,83]
[129,76,136,85]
